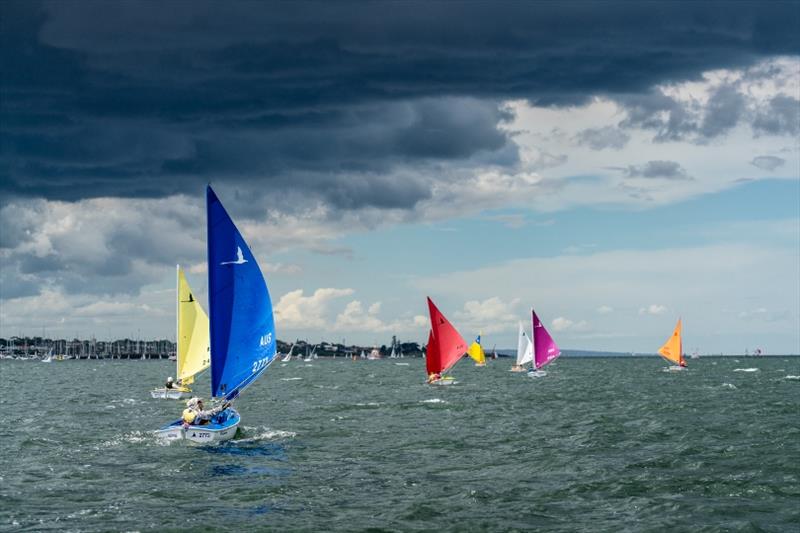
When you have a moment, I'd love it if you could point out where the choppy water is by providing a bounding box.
[1,357,798,532]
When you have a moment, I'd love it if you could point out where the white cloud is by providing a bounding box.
[273,288,354,329]
[453,296,521,334]
[596,305,614,314]
[551,317,589,332]
[639,304,667,315]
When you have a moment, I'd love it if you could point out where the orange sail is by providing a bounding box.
[426,297,467,375]
[658,318,685,367]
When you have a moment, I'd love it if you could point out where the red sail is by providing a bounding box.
[426,297,467,375]
[425,329,439,375]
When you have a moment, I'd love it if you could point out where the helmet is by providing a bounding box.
[167,377,173,382]
[186,397,200,408]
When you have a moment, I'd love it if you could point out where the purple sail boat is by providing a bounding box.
[529,308,561,377]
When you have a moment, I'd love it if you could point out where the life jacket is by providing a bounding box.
[182,408,196,424]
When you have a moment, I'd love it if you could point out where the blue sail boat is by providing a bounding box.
[157,186,278,444]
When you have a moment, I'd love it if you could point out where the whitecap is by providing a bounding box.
[280,377,302,381]
[233,427,296,443]
[421,398,447,404]
[784,375,800,380]
[733,368,759,372]
[354,402,381,407]
[721,383,737,389]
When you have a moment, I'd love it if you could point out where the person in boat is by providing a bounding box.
[427,372,441,383]
[165,377,176,389]
[182,397,231,426]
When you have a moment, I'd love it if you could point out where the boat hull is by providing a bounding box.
[429,378,458,386]
[527,370,547,378]
[155,408,240,443]
[664,365,687,372]
[150,388,190,399]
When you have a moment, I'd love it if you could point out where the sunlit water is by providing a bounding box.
[1,357,798,531]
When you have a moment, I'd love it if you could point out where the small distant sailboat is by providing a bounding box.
[658,318,687,372]
[360,350,366,360]
[42,349,53,363]
[157,186,278,443]
[281,343,295,363]
[528,308,561,378]
[425,297,467,385]
[510,322,532,372]
[467,334,486,367]
[151,266,210,399]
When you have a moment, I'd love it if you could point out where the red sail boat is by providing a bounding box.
[425,297,467,385]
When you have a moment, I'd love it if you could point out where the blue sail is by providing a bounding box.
[207,186,277,400]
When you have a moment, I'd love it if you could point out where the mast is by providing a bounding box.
[175,264,180,377]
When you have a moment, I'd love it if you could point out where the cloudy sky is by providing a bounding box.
[1,1,798,353]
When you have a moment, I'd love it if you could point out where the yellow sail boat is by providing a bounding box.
[151,265,211,398]
[658,318,687,372]
[467,333,487,367]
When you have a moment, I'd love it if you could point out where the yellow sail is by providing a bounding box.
[657,318,685,367]
[176,266,210,386]
[467,334,486,365]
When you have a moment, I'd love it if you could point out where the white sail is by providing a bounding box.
[516,322,533,366]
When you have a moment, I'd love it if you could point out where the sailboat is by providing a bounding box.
[425,297,468,385]
[658,318,687,372]
[151,265,211,399]
[510,322,533,372]
[42,349,53,363]
[156,186,278,443]
[467,334,486,367]
[281,342,295,363]
[528,308,561,378]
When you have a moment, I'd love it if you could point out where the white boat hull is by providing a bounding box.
[429,378,458,386]
[664,365,687,372]
[155,408,240,444]
[527,370,547,378]
[151,388,190,399]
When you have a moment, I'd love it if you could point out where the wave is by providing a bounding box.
[721,383,737,389]
[733,368,759,372]
[280,377,302,381]
[785,375,800,380]
[420,398,447,404]
[233,426,296,443]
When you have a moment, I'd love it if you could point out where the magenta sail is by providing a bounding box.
[532,308,561,369]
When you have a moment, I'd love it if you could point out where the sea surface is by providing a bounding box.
[1,357,798,532]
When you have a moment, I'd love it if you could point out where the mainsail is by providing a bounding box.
[467,334,486,365]
[426,297,467,375]
[532,309,561,370]
[207,186,277,401]
[176,265,210,386]
[658,318,685,367]
[516,322,533,366]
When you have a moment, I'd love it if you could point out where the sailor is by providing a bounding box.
[427,372,441,383]
[165,377,176,389]
[182,397,230,426]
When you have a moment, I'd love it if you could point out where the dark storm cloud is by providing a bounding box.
[1,0,798,206]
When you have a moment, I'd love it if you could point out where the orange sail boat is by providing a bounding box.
[425,297,467,385]
[658,318,687,371]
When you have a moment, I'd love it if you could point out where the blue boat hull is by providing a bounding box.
[155,408,240,444]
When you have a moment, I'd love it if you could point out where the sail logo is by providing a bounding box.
[259,333,272,347]
[221,246,248,265]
